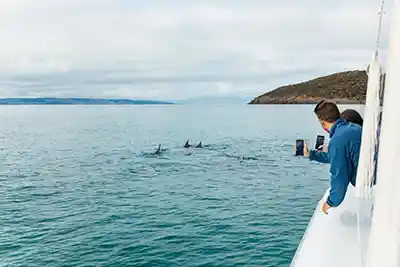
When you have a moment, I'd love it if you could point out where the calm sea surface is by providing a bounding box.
[0,104,360,267]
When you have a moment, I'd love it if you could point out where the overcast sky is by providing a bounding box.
[0,0,392,100]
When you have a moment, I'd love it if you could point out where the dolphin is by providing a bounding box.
[155,144,162,154]
[195,141,203,148]
[184,140,192,148]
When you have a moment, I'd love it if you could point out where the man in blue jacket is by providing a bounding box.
[307,109,364,164]
[313,100,362,214]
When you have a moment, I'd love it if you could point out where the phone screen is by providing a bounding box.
[315,135,325,150]
[295,139,304,156]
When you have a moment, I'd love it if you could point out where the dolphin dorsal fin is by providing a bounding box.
[155,144,161,153]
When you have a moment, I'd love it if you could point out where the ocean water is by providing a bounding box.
[0,104,337,267]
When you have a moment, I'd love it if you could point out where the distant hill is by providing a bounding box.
[0,98,174,105]
[249,70,377,104]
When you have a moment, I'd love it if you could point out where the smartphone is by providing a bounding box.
[295,139,304,156]
[315,135,325,150]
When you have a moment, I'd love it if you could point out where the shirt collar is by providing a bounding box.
[330,117,347,138]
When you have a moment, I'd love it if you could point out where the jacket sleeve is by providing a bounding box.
[309,150,330,163]
[326,140,350,207]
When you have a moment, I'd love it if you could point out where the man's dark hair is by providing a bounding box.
[341,109,363,126]
[314,100,341,123]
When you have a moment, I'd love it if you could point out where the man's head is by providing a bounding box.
[314,100,341,133]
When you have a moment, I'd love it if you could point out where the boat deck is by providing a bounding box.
[290,185,372,267]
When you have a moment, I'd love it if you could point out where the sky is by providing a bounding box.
[0,0,392,100]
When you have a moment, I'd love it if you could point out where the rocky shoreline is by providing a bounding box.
[249,70,369,105]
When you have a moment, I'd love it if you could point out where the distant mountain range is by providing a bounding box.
[0,98,174,105]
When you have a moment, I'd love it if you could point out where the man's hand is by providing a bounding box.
[322,202,331,214]
[303,141,309,157]
[318,144,328,152]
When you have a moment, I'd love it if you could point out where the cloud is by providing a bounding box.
[0,0,392,100]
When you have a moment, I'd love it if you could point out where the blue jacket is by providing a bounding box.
[309,150,330,163]
[325,118,362,207]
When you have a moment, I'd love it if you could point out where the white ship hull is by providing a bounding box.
[290,185,372,267]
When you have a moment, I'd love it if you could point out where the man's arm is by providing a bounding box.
[309,150,330,163]
[326,140,351,207]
